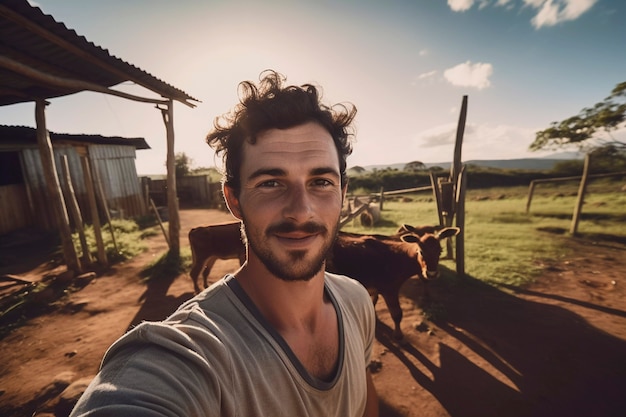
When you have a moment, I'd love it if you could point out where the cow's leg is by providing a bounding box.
[381,291,403,340]
[190,258,204,294]
[202,257,218,290]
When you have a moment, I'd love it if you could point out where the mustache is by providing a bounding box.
[267,221,328,235]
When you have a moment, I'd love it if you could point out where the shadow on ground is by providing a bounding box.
[380,269,626,417]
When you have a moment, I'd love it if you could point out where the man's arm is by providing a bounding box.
[362,369,379,417]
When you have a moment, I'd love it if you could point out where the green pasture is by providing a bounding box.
[342,184,626,287]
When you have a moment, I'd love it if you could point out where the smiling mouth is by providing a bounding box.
[274,233,319,247]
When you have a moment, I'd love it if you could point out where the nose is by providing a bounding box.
[283,184,313,222]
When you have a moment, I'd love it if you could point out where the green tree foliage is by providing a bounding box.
[349,166,366,174]
[174,152,193,178]
[404,161,426,172]
[347,166,556,193]
[531,81,626,153]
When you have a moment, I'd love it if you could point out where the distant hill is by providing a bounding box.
[353,152,583,172]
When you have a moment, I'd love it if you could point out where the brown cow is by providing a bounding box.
[188,221,246,293]
[326,226,460,340]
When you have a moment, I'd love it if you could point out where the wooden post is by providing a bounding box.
[448,96,468,266]
[161,100,180,255]
[439,179,455,259]
[525,180,537,214]
[92,165,119,254]
[455,165,467,278]
[35,99,81,273]
[60,155,92,265]
[379,186,384,211]
[450,95,468,195]
[430,171,444,226]
[150,198,170,247]
[81,157,107,266]
[570,153,591,235]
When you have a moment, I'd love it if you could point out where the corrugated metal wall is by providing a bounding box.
[90,144,147,218]
[11,144,147,234]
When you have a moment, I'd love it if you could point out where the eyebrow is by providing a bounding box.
[247,166,340,181]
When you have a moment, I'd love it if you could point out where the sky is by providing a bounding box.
[1,0,625,175]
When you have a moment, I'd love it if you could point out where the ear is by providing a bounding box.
[436,227,461,240]
[223,185,243,220]
[400,233,420,244]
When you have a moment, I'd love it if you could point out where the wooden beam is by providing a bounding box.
[450,95,468,191]
[35,99,81,273]
[161,100,180,255]
[0,55,170,106]
[81,156,107,266]
[60,155,92,265]
[570,153,591,236]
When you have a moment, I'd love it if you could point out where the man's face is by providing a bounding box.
[226,121,345,282]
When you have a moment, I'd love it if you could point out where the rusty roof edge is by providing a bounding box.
[2,0,200,106]
[0,124,151,150]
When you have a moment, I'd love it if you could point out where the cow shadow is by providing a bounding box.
[127,253,195,329]
[376,268,626,417]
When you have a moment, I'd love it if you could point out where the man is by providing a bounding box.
[71,70,378,416]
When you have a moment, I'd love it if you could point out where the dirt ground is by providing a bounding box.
[1,208,625,417]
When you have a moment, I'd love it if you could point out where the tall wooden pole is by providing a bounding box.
[455,166,467,278]
[450,95,468,199]
[81,156,107,265]
[35,99,81,273]
[162,100,180,255]
[60,155,92,265]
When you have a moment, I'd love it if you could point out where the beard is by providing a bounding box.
[241,215,339,282]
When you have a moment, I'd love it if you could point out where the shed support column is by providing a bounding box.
[35,99,81,273]
[161,99,180,255]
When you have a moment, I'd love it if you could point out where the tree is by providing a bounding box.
[174,152,193,178]
[404,160,426,172]
[530,81,626,153]
[348,166,367,175]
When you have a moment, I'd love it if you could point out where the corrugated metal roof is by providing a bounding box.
[0,125,150,149]
[0,0,198,107]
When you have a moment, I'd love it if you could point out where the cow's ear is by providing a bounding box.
[400,233,420,243]
[436,227,460,240]
[223,185,243,220]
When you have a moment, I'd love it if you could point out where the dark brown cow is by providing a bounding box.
[188,221,246,293]
[326,226,460,340]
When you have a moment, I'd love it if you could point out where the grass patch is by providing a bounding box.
[340,185,626,287]
[71,219,149,264]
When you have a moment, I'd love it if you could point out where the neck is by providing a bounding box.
[234,258,328,332]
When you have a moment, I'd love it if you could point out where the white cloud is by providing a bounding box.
[410,70,438,87]
[419,49,429,56]
[525,0,599,29]
[418,70,437,80]
[448,0,474,12]
[447,0,598,28]
[443,61,493,90]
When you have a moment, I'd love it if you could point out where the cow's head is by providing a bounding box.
[400,226,460,280]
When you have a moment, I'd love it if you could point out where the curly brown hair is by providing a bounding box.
[206,70,357,194]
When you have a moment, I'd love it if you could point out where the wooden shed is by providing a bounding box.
[0,0,199,271]
[0,125,150,235]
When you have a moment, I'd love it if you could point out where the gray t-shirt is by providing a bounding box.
[70,272,375,417]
